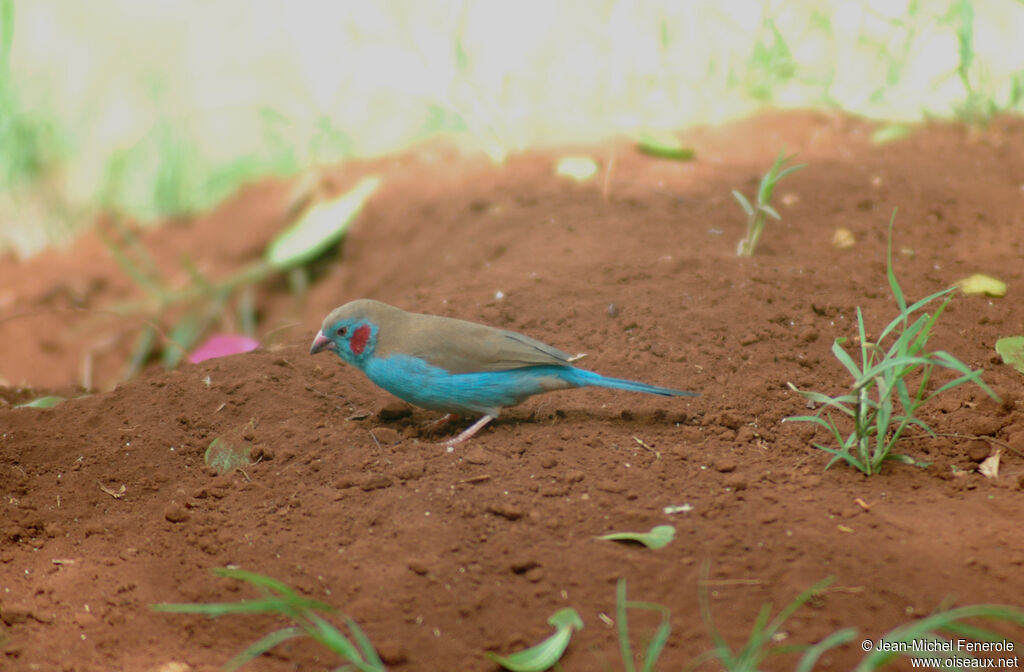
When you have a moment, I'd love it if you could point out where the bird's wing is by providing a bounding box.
[384,313,575,374]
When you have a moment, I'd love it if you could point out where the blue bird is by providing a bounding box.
[310,299,698,445]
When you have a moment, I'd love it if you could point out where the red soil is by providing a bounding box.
[1,111,1023,671]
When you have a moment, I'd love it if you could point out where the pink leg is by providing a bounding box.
[442,415,494,449]
[424,413,460,430]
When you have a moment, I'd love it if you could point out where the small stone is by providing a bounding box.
[510,558,539,573]
[376,639,408,665]
[1,603,35,625]
[487,503,523,520]
[333,476,357,490]
[1007,430,1024,455]
[359,473,393,491]
[740,333,760,346]
[73,612,99,627]
[163,504,190,524]
[378,402,413,421]
[524,566,545,583]
[714,458,738,473]
[407,560,430,575]
[251,445,274,461]
[371,427,401,445]
[395,461,426,480]
[538,483,569,497]
[965,415,1003,437]
[464,447,491,465]
[725,474,748,491]
[709,410,745,430]
[964,440,991,462]
[596,479,625,494]
[564,470,585,483]
[735,426,756,444]
[154,663,193,672]
[607,303,619,318]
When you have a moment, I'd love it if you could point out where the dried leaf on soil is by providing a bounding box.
[978,449,1000,479]
[957,273,1007,297]
[555,156,598,182]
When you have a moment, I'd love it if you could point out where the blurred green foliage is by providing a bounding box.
[0,0,65,191]
[1,0,1024,256]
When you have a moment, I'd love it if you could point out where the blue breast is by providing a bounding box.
[363,354,575,416]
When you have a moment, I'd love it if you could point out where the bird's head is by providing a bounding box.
[310,301,383,367]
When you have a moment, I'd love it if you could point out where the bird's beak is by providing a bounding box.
[309,330,335,355]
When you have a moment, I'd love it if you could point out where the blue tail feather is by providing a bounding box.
[566,367,698,397]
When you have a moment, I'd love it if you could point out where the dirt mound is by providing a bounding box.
[2,111,1023,670]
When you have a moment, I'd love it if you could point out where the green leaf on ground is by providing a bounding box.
[996,336,1024,374]
[555,156,599,182]
[486,607,583,672]
[202,428,252,475]
[265,175,381,270]
[635,131,696,161]
[15,395,67,409]
[599,524,675,549]
[871,124,912,145]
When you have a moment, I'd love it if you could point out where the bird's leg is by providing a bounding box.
[424,413,460,430]
[442,415,494,450]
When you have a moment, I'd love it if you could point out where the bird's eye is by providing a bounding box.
[336,326,348,337]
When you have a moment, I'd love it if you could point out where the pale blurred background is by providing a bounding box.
[2,0,1023,257]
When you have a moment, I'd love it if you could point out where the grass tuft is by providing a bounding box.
[151,567,385,672]
[784,211,999,475]
[690,569,852,672]
[733,150,805,257]
[616,578,672,672]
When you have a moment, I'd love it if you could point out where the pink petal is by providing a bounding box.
[189,334,260,363]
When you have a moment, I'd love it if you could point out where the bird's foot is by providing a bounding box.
[424,413,460,430]
[420,413,460,439]
[441,415,494,451]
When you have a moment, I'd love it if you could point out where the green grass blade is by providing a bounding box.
[832,338,865,379]
[885,210,907,314]
[124,325,158,379]
[346,616,386,670]
[796,628,858,672]
[151,597,300,616]
[900,287,955,320]
[732,189,755,216]
[775,163,807,180]
[224,627,304,672]
[618,578,636,672]
[641,619,671,672]
[305,612,365,667]
[213,568,302,597]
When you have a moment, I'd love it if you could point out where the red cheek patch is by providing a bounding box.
[349,324,371,355]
